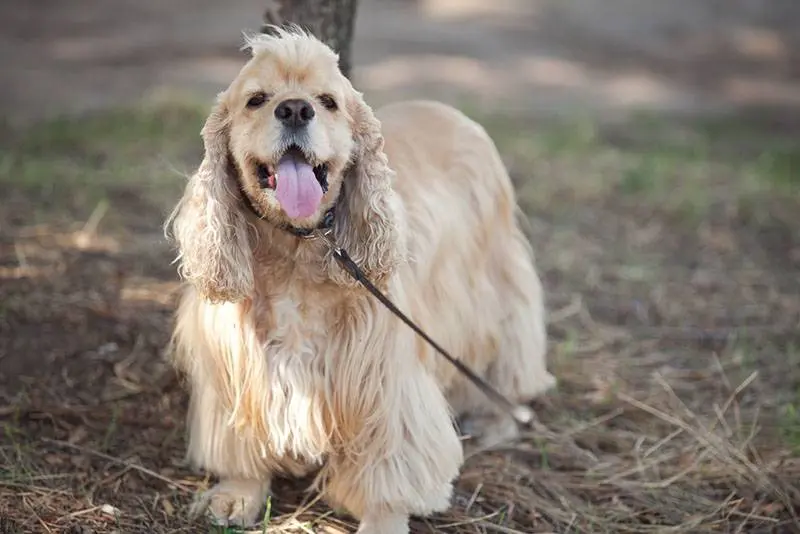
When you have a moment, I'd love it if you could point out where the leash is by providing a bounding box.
[314,229,535,426]
[236,183,534,426]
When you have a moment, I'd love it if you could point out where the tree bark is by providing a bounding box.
[262,0,359,80]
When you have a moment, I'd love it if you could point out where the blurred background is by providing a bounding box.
[2,0,800,122]
[1,1,799,533]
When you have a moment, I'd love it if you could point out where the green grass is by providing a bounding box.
[776,344,800,454]
[460,105,799,227]
[780,402,800,454]
[0,100,208,227]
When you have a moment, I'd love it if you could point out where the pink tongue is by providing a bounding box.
[275,154,323,219]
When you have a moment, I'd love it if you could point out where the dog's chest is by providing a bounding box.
[266,291,329,356]
[256,291,333,462]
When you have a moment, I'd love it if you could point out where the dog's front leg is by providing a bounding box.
[355,509,413,534]
[322,331,464,534]
[190,477,271,528]
[171,292,280,528]
[183,384,275,527]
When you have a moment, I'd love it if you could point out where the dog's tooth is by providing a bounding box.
[257,166,276,189]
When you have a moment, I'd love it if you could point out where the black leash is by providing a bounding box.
[315,230,534,426]
[237,184,534,426]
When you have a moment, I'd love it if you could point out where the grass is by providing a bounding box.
[0,99,206,230]
[1,99,799,533]
[468,106,800,221]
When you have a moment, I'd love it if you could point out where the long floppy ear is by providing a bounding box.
[165,98,254,303]
[329,89,406,288]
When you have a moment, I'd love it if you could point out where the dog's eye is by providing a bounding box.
[317,94,338,111]
[246,92,269,109]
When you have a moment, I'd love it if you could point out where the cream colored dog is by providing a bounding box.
[165,27,555,534]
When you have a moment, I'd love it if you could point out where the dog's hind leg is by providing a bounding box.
[458,236,555,449]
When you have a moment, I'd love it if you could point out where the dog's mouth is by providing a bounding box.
[255,145,329,194]
[252,145,330,220]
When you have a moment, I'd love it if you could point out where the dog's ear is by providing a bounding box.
[165,98,254,303]
[330,88,406,288]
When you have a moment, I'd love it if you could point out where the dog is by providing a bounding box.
[165,26,555,534]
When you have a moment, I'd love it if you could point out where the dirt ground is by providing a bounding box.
[1,1,800,533]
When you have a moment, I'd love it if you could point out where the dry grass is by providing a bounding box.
[1,101,799,533]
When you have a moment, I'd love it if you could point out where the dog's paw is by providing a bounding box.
[190,479,270,528]
[356,512,409,534]
[459,412,520,449]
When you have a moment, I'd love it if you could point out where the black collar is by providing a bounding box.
[239,182,337,238]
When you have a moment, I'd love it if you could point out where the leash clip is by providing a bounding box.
[315,228,341,255]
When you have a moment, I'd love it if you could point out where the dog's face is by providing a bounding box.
[223,35,355,227]
[166,29,401,303]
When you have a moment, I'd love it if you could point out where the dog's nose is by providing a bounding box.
[274,99,315,127]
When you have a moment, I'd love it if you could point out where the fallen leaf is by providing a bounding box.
[100,503,121,519]
[161,498,175,517]
[68,426,89,444]
[45,453,64,466]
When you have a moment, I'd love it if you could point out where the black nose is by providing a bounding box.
[274,98,315,127]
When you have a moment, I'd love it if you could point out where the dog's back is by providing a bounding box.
[374,100,555,431]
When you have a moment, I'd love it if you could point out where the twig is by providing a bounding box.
[0,481,72,496]
[483,523,535,534]
[24,495,54,533]
[547,293,584,324]
[1,404,173,429]
[617,393,768,488]
[41,438,193,494]
[80,199,109,236]
[14,242,28,268]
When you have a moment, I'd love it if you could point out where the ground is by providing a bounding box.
[1,1,800,533]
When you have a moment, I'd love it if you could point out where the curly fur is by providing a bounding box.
[165,26,555,534]
[165,101,255,303]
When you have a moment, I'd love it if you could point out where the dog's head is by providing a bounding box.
[226,28,355,225]
[166,27,403,302]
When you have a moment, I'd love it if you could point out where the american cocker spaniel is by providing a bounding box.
[165,26,555,534]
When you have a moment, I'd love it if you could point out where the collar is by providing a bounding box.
[238,182,337,238]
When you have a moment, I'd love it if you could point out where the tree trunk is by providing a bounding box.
[262,0,359,80]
